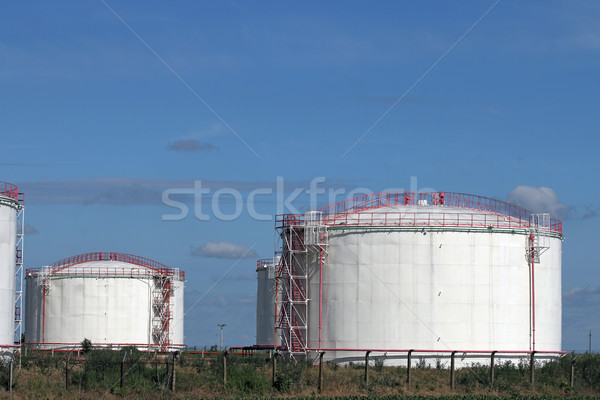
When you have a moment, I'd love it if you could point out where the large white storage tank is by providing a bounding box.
[256,258,280,348]
[273,192,563,365]
[0,181,21,350]
[25,252,185,351]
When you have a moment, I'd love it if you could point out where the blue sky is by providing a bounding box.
[1,1,599,351]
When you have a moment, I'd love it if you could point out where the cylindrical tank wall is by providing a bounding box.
[170,278,185,347]
[306,228,562,364]
[0,200,17,347]
[256,263,280,346]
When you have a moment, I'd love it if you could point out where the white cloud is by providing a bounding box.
[24,224,39,234]
[18,177,355,205]
[563,286,600,308]
[191,241,257,259]
[506,185,571,219]
[167,139,219,152]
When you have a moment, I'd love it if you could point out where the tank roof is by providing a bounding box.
[26,252,185,279]
[277,191,562,234]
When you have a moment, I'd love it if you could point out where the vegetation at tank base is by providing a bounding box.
[1,349,600,399]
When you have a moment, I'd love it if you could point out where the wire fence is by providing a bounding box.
[1,347,599,397]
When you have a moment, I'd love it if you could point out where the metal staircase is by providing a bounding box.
[526,213,550,263]
[152,275,172,350]
[14,193,24,345]
[275,212,328,357]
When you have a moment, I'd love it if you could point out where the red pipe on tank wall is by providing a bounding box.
[319,249,323,348]
[529,233,536,352]
[42,278,46,344]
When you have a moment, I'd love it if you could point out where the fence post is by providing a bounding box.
[490,351,496,386]
[166,356,172,388]
[154,350,158,382]
[223,351,228,387]
[171,352,176,392]
[121,350,127,389]
[364,351,371,386]
[318,352,325,394]
[569,355,579,388]
[65,351,72,390]
[84,360,88,390]
[407,350,413,387]
[8,359,13,393]
[450,351,456,390]
[272,352,277,386]
[529,351,536,385]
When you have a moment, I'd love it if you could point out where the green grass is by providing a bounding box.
[1,350,599,399]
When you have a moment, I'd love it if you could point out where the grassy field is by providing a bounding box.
[1,348,599,399]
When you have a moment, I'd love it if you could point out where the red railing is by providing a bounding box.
[0,181,19,201]
[25,341,185,348]
[26,252,184,279]
[306,347,565,356]
[323,212,559,232]
[26,266,184,279]
[276,192,562,234]
[256,258,273,269]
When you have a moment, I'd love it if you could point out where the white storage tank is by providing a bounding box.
[256,258,280,348]
[0,181,21,349]
[25,252,185,351]
[273,192,564,365]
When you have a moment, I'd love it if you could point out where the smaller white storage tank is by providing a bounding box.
[256,258,280,348]
[25,252,185,351]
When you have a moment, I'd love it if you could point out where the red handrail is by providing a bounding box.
[0,181,19,201]
[26,252,184,279]
[276,191,562,234]
[256,259,273,269]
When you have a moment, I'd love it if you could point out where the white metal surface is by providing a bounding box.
[256,259,280,347]
[0,198,18,347]
[290,203,562,365]
[25,259,185,350]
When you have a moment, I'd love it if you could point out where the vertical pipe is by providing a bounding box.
[450,351,456,390]
[364,351,371,386]
[42,278,46,344]
[319,249,323,348]
[529,351,536,385]
[490,351,496,386]
[406,350,413,386]
[530,233,536,351]
[318,352,324,394]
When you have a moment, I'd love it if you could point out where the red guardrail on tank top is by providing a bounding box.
[277,191,562,234]
[0,181,19,201]
[26,252,185,279]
